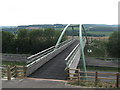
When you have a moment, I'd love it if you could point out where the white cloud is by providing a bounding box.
[0,0,119,26]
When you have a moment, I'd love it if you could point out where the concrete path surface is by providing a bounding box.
[2,78,78,88]
[2,78,120,90]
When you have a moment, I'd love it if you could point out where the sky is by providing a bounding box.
[0,0,119,26]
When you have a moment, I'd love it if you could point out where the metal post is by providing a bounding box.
[79,24,87,77]
[55,24,70,49]
[72,26,74,40]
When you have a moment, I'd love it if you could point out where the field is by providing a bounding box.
[55,27,114,37]
[86,31,113,36]
[87,36,109,41]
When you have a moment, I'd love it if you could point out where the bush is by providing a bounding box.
[2,28,67,54]
[107,31,120,58]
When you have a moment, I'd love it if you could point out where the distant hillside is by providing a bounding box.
[2,28,18,33]
[1,24,118,34]
[1,24,66,32]
[83,24,118,32]
[17,24,66,29]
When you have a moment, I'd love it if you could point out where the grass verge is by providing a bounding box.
[85,66,120,72]
[1,61,26,66]
[68,80,118,88]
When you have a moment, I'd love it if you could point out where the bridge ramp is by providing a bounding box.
[29,40,79,80]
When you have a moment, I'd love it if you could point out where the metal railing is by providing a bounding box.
[65,38,86,68]
[65,43,79,68]
[26,39,74,67]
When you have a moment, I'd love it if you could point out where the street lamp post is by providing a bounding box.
[72,26,74,40]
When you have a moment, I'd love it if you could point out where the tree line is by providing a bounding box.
[107,31,120,58]
[2,29,119,58]
[85,31,120,58]
[2,28,67,54]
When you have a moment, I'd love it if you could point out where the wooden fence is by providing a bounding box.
[67,68,120,88]
[1,65,26,80]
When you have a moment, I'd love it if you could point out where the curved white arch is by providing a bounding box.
[55,24,71,49]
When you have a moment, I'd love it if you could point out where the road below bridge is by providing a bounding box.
[29,40,79,80]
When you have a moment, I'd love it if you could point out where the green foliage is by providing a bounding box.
[68,81,116,88]
[86,31,113,36]
[2,31,15,53]
[16,29,30,53]
[107,31,120,58]
[85,40,108,57]
[85,32,120,58]
[86,66,119,72]
[2,61,26,66]
[2,28,67,54]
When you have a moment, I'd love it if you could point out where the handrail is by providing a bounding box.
[65,43,79,61]
[27,39,72,60]
[67,47,79,68]
[65,43,79,68]
[26,39,74,67]
[27,46,55,59]
[65,38,86,68]
[27,48,54,64]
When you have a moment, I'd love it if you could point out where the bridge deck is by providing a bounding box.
[29,40,79,80]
